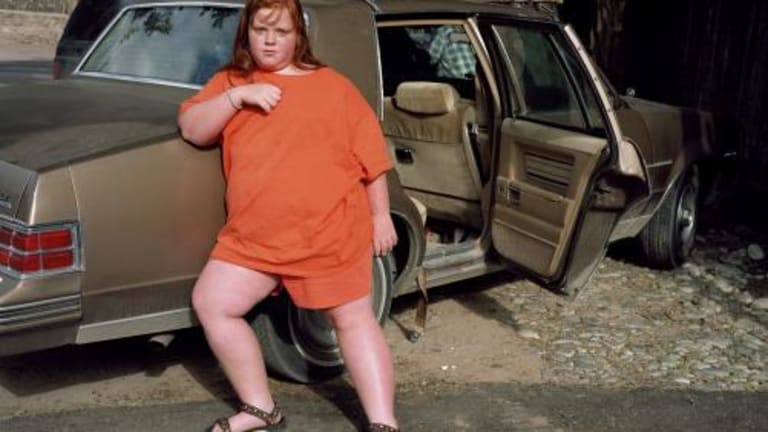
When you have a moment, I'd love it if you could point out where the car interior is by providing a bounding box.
[378,23,493,258]
[378,21,610,280]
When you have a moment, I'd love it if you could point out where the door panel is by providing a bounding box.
[493,118,607,277]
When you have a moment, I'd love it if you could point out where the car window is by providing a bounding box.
[559,45,607,135]
[493,25,590,131]
[378,24,478,98]
[78,5,240,86]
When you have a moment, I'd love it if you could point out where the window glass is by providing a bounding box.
[79,6,239,86]
[378,24,477,98]
[493,25,586,130]
[560,46,606,134]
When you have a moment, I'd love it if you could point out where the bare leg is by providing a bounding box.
[192,260,281,432]
[324,295,397,427]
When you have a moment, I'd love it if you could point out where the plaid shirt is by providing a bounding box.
[428,26,476,79]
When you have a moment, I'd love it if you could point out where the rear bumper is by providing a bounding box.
[0,294,80,327]
[0,273,82,356]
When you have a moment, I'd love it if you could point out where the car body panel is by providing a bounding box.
[70,135,224,325]
[0,79,183,172]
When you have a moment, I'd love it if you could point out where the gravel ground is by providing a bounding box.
[388,224,768,393]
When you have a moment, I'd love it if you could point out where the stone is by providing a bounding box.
[518,329,541,340]
[752,298,768,311]
[551,339,579,347]
[681,285,696,294]
[704,338,731,350]
[713,278,736,294]
[573,355,597,369]
[747,244,765,261]
[683,263,704,278]
[739,292,754,305]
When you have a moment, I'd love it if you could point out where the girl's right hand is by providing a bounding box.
[231,83,282,113]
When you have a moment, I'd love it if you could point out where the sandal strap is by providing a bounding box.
[215,417,232,432]
[239,401,282,426]
[370,423,399,432]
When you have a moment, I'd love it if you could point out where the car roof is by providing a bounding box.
[376,0,553,20]
[112,0,553,21]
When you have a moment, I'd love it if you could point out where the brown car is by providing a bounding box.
[0,0,717,383]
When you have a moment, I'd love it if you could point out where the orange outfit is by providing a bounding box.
[180,67,392,308]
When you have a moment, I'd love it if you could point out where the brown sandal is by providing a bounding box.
[369,423,399,432]
[210,402,285,432]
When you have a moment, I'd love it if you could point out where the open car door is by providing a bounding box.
[479,20,649,295]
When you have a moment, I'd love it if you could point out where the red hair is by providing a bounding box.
[225,0,323,77]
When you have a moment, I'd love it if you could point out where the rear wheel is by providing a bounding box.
[638,167,699,269]
[250,255,394,383]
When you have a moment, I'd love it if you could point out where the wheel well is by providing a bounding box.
[391,214,411,280]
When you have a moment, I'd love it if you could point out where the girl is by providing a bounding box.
[177,1,399,431]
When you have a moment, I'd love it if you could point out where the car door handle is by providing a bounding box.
[395,147,414,164]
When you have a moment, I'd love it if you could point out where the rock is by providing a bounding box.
[701,368,730,379]
[551,339,579,346]
[704,338,731,350]
[739,292,754,305]
[673,378,691,385]
[713,278,736,294]
[518,329,541,340]
[573,355,597,369]
[683,263,704,278]
[742,335,767,349]
[752,298,768,311]
[747,244,765,261]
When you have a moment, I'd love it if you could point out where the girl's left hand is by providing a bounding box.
[372,213,398,256]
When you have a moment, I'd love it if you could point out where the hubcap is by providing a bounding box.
[676,182,697,255]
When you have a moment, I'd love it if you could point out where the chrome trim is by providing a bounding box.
[74,1,243,86]
[646,160,674,169]
[76,71,203,90]
[76,307,198,344]
[0,294,80,325]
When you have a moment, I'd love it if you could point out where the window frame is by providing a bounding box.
[74,2,243,89]
[482,18,609,138]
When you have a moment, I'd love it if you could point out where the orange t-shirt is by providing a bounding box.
[180,67,392,277]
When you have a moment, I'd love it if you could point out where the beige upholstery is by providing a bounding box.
[393,81,459,115]
[383,81,483,229]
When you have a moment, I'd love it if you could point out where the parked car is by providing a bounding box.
[0,0,718,383]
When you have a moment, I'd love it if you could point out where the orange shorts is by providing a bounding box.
[282,251,372,309]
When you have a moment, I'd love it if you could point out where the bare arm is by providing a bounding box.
[366,173,398,256]
[178,83,282,146]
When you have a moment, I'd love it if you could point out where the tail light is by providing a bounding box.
[0,219,80,278]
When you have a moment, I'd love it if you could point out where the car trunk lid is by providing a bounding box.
[0,77,190,172]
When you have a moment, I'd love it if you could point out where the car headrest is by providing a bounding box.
[394,82,459,115]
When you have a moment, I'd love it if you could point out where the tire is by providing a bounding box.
[250,255,394,383]
[638,167,699,269]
